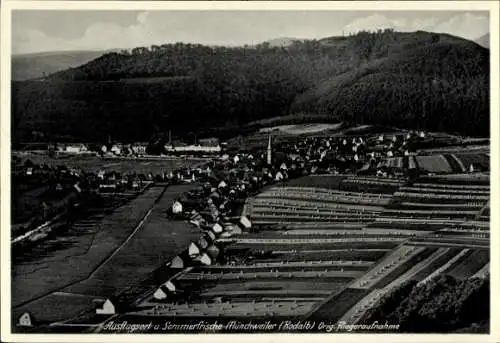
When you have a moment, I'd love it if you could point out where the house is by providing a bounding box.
[18,313,33,327]
[169,255,185,269]
[199,137,220,147]
[469,163,483,173]
[65,144,88,154]
[275,171,284,181]
[74,183,82,193]
[211,223,224,234]
[189,210,204,226]
[99,182,117,192]
[239,216,252,230]
[194,253,212,266]
[172,201,183,214]
[110,144,122,155]
[96,299,116,315]
[188,242,200,257]
[408,157,417,170]
[133,143,148,155]
[153,281,178,301]
[132,177,141,189]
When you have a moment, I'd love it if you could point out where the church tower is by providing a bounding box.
[267,135,272,165]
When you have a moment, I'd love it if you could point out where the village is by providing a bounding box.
[17,134,223,158]
[11,123,490,332]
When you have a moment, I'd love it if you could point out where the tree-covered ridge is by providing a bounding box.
[291,39,489,135]
[12,30,489,144]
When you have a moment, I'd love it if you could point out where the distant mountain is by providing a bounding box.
[262,37,303,47]
[11,30,489,144]
[12,50,117,81]
[475,33,489,48]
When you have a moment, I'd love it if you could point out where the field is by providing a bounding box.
[12,186,49,224]
[339,176,406,194]
[12,184,199,324]
[283,175,345,189]
[453,153,490,171]
[307,288,370,322]
[244,249,391,263]
[414,147,490,174]
[234,177,491,325]
[120,179,406,325]
[338,125,401,136]
[418,144,489,155]
[348,246,427,289]
[259,123,343,135]
[246,183,392,227]
[62,184,200,297]
[124,220,395,323]
[119,174,489,328]
[415,155,453,174]
[446,249,490,279]
[245,114,340,129]
[13,153,205,175]
[383,180,490,228]
[12,186,164,306]
[15,167,490,330]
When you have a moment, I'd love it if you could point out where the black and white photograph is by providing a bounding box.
[1,1,498,341]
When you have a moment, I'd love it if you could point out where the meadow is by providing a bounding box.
[13,153,206,175]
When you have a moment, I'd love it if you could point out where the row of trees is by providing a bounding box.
[362,274,489,333]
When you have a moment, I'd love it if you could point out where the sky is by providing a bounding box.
[12,10,490,55]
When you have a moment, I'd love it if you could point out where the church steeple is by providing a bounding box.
[267,135,272,165]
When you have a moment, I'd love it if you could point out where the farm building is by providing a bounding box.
[132,142,148,155]
[99,181,118,192]
[110,144,122,155]
[58,143,89,154]
[199,137,220,147]
[164,144,222,154]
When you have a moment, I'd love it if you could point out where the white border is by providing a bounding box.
[1,1,499,343]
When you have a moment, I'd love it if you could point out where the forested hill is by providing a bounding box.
[291,32,489,135]
[12,30,489,144]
